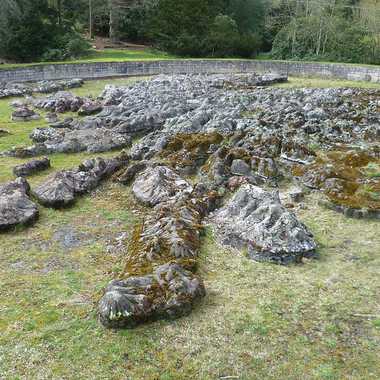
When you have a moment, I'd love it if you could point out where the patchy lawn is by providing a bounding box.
[274,76,380,89]
[0,77,379,380]
[0,49,175,70]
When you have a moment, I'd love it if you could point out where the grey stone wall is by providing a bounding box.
[0,60,380,83]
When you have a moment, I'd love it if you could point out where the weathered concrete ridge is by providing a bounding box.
[0,60,380,83]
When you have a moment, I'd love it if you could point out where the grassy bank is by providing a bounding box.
[0,77,379,379]
[0,49,175,70]
[1,49,379,71]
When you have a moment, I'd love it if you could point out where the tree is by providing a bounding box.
[269,0,380,64]
[208,14,240,56]
[226,0,265,35]
[109,0,136,42]
[0,0,56,61]
[148,0,225,55]
[0,0,91,62]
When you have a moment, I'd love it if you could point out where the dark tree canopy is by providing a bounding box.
[0,0,378,64]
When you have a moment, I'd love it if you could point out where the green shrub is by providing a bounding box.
[41,49,66,62]
[65,37,91,58]
[234,32,262,58]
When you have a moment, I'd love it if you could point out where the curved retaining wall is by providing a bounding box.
[0,60,380,83]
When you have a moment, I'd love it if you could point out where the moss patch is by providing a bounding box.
[296,148,380,210]
[160,133,224,173]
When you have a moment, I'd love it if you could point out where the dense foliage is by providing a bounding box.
[0,0,90,62]
[269,0,380,65]
[145,0,264,57]
[0,0,379,64]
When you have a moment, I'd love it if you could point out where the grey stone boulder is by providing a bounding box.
[50,117,74,129]
[132,166,193,206]
[65,78,84,89]
[33,156,126,208]
[289,187,305,203]
[9,128,132,157]
[13,157,51,177]
[98,263,205,329]
[212,184,316,264]
[78,101,103,116]
[306,107,327,121]
[68,128,131,153]
[0,178,39,231]
[30,127,63,143]
[11,107,40,122]
[32,79,83,94]
[1,79,83,99]
[257,73,288,85]
[45,113,59,124]
[33,91,84,113]
[230,159,251,176]
[33,171,78,207]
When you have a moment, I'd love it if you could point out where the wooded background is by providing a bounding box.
[1,0,379,64]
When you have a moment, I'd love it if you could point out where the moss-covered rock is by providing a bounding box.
[297,148,380,213]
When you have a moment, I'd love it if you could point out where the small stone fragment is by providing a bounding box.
[78,101,103,116]
[230,159,251,176]
[11,106,40,122]
[45,112,59,123]
[13,157,51,177]
[289,187,305,203]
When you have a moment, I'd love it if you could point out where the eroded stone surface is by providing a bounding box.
[78,100,103,116]
[98,174,217,328]
[13,157,51,177]
[132,165,193,206]
[212,184,316,263]
[33,156,128,208]
[2,73,379,329]
[11,106,40,122]
[33,91,84,113]
[0,79,84,99]
[0,178,39,231]
[7,127,132,157]
[99,263,205,328]
[4,75,379,167]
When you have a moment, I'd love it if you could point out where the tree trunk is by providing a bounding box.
[109,0,118,42]
[57,0,62,26]
[89,0,93,39]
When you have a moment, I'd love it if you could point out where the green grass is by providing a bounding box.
[0,77,380,379]
[255,53,380,68]
[0,48,175,70]
[275,76,380,89]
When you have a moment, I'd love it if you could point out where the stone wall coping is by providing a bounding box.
[0,59,379,83]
